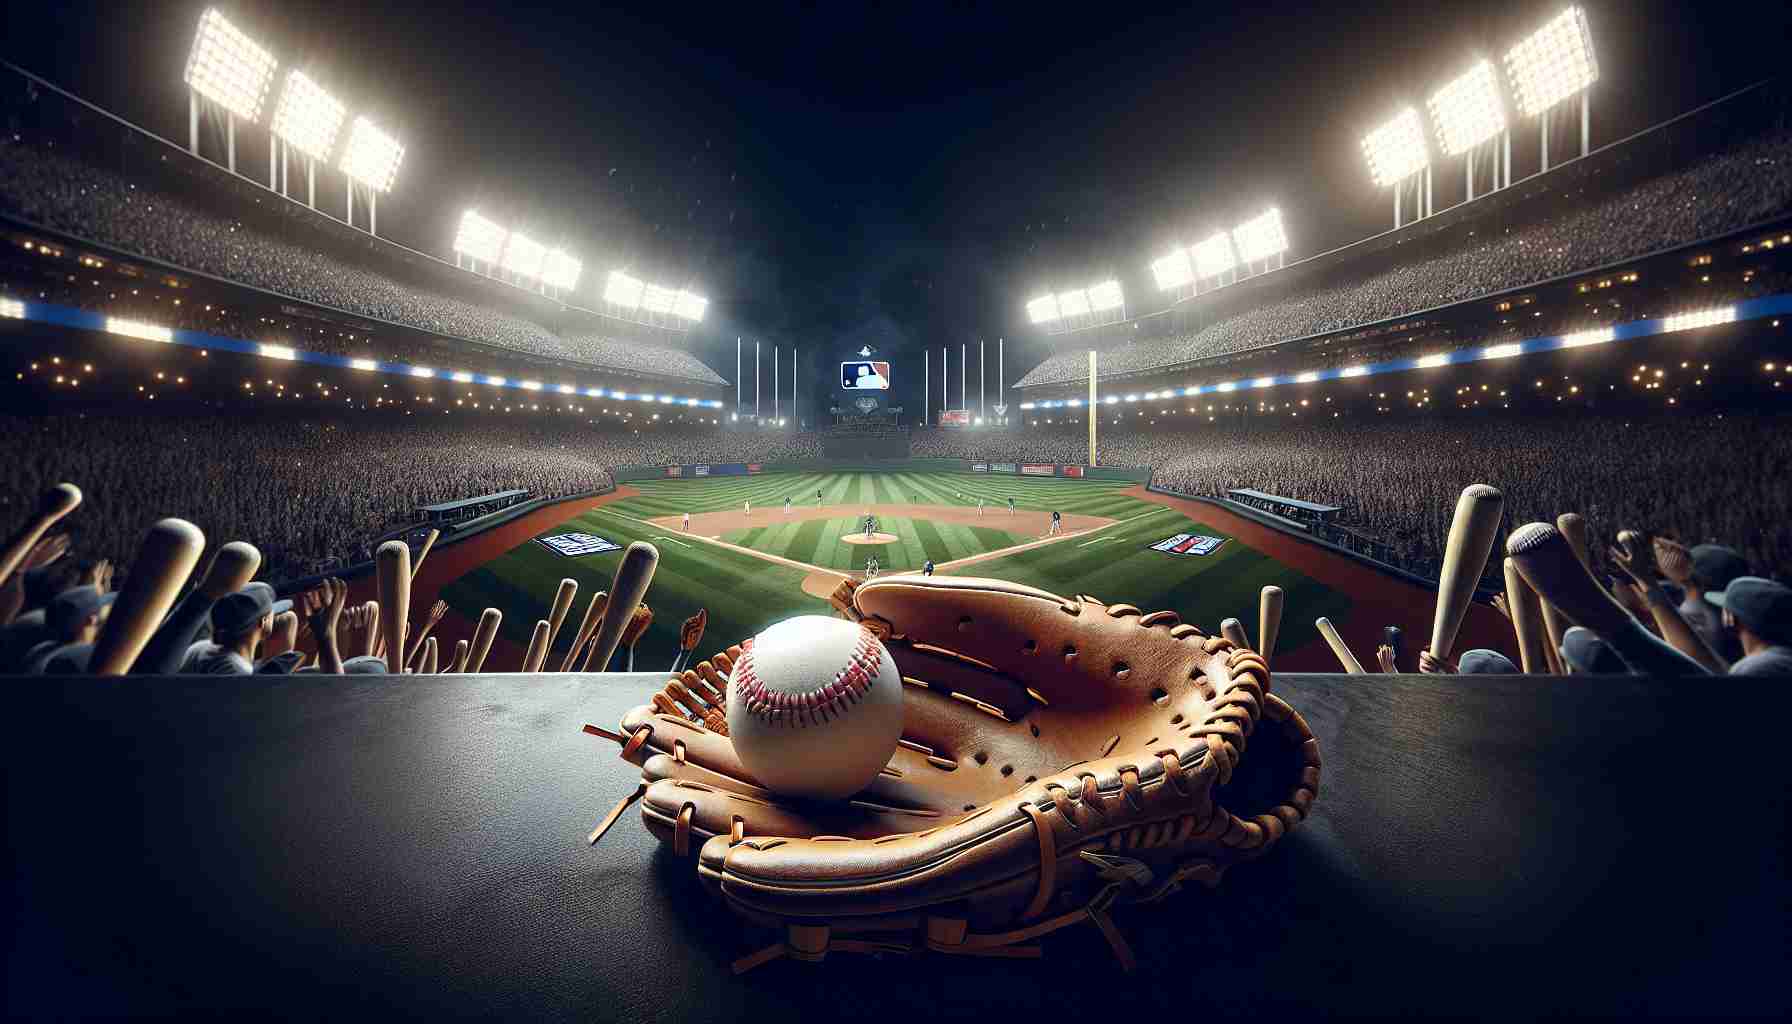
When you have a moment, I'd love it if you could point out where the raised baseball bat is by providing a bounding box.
[199,541,263,599]
[1430,484,1504,661]
[1220,617,1249,651]
[1315,616,1366,674]
[1538,595,1571,675]
[558,591,608,672]
[521,619,552,673]
[0,482,82,586]
[467,607,502,673]
[89,518,206,675]
[419,636,439,675]
[1556,513,1592,572]
[446,638,470,674]
[542,577,579,656]
[1502,556,1550,674]
[1258,585,1284,667]
[583,542,659,672]
[410,528,441,580]
[375,541,411,674]
[1506,523,1636,638]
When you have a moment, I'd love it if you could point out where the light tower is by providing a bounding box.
[1363,107,1431,228]
[1505,7,1599,172]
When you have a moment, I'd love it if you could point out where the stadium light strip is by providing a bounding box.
[7,298,727,408]
[1010,299,1780,410]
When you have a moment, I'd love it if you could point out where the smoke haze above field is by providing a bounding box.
[3,0,1782,416]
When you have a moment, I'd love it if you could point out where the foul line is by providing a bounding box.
[652,535,692,548]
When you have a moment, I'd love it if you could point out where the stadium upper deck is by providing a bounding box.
[1015,83,1792,392]
[0,65,727,391]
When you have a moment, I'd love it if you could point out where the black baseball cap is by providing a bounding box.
[1689,545,1749,591]
[243,581,293,616]
[211,588,275,638]
[46,585,115,640]
[1457,649,1517,674]
[1706,577,1792,645]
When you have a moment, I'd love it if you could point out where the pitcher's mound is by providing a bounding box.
[841,532,900,545]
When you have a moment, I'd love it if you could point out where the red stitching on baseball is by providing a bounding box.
[734,628,883,729]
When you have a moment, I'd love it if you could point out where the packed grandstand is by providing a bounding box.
[1,62,1789,607]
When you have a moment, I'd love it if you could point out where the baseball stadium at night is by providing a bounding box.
[2,2,1787,1018]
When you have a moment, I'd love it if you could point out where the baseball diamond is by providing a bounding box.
[431,469,1514,673]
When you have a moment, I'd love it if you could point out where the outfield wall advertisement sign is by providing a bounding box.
[939,409,970,427]
[538,533,623,557]
[989,463,1017,474]
[1020,464,1056,477]
[747,464,762,474]
[970,462,988,473]
[694,465,710,477]
[1149,533,1227,556]
[1063,465,1085,478]
[665,466,683,477]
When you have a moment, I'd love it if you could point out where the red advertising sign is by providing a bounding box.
[939,409,970,427]
[747,464,762,474]
[1063,465,1085,478]
[665,466,683,477]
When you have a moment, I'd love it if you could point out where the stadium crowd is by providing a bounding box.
[0,142,724,385]
[1018,131,1792,387]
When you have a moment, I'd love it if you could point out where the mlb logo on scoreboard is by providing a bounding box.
[536,533,623,557]
[1149,533,1226,556]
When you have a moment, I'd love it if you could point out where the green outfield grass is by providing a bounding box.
[607,470,1146,518]
[439,471,1353,666]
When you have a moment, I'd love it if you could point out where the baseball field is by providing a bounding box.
[438,470,1363,670]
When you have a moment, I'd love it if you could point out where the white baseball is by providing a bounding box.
[725,615,904,801]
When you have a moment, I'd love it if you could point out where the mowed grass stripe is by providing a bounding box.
[910,518,951,563]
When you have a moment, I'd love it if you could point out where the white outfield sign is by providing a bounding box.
[840,361,891,390]
[536,533,622,557]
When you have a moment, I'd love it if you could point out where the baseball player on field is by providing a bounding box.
[784,496,791,515]
[1049,509,1062,536]
[978,497,984,517]
[682,511,690,532]
[922,559,936,577]
[1007,496,1015,515]
[744,500,751,517]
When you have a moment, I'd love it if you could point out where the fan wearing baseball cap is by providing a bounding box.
[1705,577,1792,676]
[178,582,291,675]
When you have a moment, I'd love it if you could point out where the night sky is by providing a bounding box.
[3,1,1783,415]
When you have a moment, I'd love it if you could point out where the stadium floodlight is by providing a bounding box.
[605,270,645,308]
[1151,248,1193,291]
[0,298,23,319]
[1482,343,1522,360]
[411,367,435,378]
[1231,208,1289,265]
[673,289,708,321]
[451,371,474,383]
[258,343,296,361]
[1505,7,1598,118]
[542,249,583,291]
[500,232,547,279]
[1026,294,1061,324]
[1087,280,1124,312]
[1362,108,1429,188]
[641,283,677,315]
[351,358,377,371]
[1430,61,1505,158]
[1560,326,1614,348]
[1191,232,1236,279]
[1056,289,1091,317]
[184,9,277,122]
[339,116,404,192]
[270,71,346,161]
[453,210,508,265]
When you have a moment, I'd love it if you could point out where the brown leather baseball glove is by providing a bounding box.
[585,575,1320,972]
